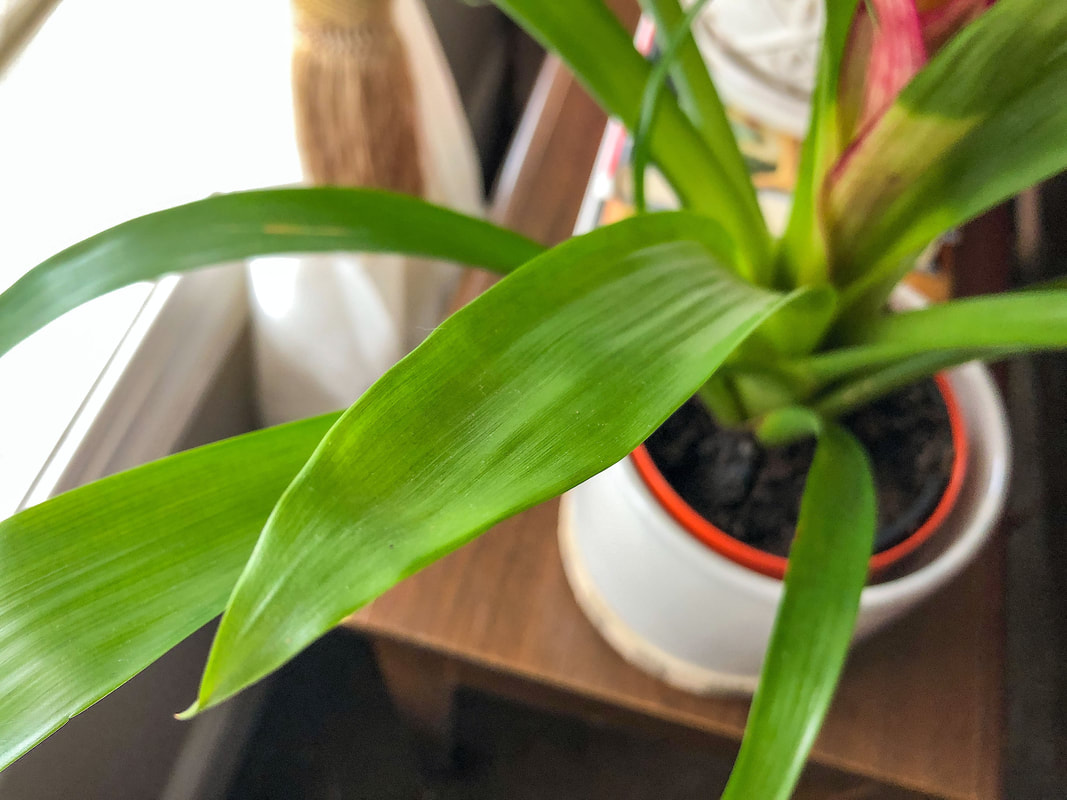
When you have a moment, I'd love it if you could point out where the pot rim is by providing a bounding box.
[630,373,970,580]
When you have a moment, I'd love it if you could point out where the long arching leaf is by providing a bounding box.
[799,289,1067,382]
[777,0,861,287]
[722,421,876,800]
[827,0,1067,295]
[490,0,770,272]
[639,0,752,205]
[0,413,338,771]
[0,187,543,357]
[186,212,801,713]
[632,0,714,217]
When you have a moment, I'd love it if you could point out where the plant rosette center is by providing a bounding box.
[633,373,967,580]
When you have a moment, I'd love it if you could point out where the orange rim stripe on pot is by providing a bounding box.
[630,373,969,580]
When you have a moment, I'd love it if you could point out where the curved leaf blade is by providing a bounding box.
[812,348,1018,419]
[0,413,338,771]
[490,0,770,271]
[742,283,838,359]
[722,422,876,800]
[0,187,543,358]
[639,0,752,202]
[777,0,861,287]
[189,212,797,712]
[803,289,1067,382]
[632,0,714,216]
[826,0,1067,287]
[842,0,927,136]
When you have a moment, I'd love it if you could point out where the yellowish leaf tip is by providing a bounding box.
[174,699,205,721]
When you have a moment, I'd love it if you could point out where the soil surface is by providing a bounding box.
[644,379,955,557]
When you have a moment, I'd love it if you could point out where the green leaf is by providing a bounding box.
[0,187,543,358]
[777,0,861,288]
[722,422,876,800]
[0,413,339,771]
[490,0,770,272]
[744,283,838,358]
[802,289,1067,382]
[188,212,800,713]
[826,0,1067,295]
[721,368,807,421]
[632,0,714,215]
[753,405,822,446]
[639,0,752,199]
[837,0,926,141]
[713,285,839,417]
[811,348,1014,418]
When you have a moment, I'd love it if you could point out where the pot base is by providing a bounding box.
[558,494,759,696]
[558,360,1009,697]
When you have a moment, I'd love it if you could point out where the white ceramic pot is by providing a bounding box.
[690,0,823,136]
[559,355,1010,695]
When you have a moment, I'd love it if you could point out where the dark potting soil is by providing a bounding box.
[644,379,955,558]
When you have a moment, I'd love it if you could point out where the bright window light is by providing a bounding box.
[0,0,302,512]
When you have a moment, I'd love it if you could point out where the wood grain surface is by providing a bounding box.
[351,496,1002,799]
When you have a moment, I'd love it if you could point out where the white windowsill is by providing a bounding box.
[16,265,248,512]
[0,285,151,514]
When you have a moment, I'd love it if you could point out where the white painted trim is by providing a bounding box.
[20,266,248,507]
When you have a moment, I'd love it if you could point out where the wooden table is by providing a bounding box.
[346,51,1005,800]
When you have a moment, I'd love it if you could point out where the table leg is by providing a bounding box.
[372,638,459,774]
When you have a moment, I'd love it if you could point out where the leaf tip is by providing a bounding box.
[175,672,229,720]
[175,682,230,719]
[174,701,202,721]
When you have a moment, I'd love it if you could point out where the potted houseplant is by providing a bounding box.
[558,0,1009,694]
[1,1,1065,798]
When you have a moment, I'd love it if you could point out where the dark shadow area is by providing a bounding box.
[1002,174,1067,799]
[225,630,735,800]
[225,632,420,800]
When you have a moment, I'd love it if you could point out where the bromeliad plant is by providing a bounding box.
[2,0,1066,796]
